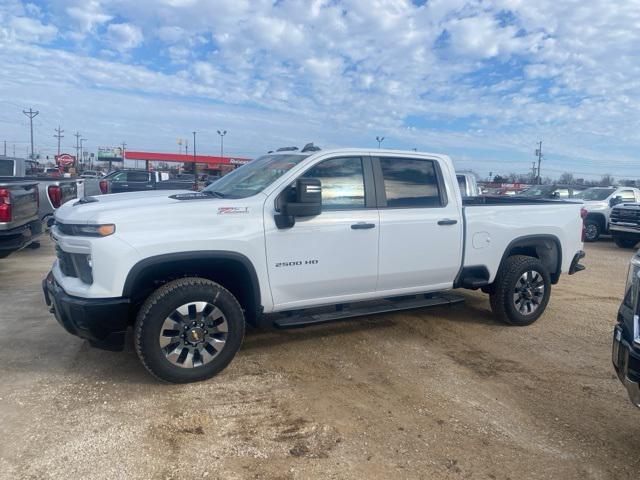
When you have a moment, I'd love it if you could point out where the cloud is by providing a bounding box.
[106,23,143,52]
[66,0,112,34]
[7,15,57,43]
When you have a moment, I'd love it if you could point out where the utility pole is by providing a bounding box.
[535,141,543,184]
[193,131,198,190]
[3,140,6,157]
[217,130,227,157]
[74,132,81,164]
[54,125,64,157]
[22,108,39,159]
[376,136,385,148]
[80,137,87,169]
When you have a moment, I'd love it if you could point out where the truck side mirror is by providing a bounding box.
[610,196,623,207]
[274,178,322,229]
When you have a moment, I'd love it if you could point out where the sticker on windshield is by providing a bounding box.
[218,207,249,215]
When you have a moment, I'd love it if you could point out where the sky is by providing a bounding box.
[1,0,639,180]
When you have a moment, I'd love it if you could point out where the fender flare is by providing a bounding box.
[122,250,262,310]
[496,234,563,284]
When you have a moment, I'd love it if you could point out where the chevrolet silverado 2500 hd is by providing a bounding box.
[43,148,586,382]
[612,250,640,408]
[0,178,42,258]
[575,186,640,242]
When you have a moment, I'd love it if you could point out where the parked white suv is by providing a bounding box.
[575,187,640,242]
[43,147,586,382]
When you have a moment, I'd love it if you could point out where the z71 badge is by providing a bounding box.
[217,207,249,214]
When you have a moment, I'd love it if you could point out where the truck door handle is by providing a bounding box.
[351,222,375,230]
[437,219,458,226]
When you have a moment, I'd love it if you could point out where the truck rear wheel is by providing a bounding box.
[489,255,551,326]
[134,277,245,383]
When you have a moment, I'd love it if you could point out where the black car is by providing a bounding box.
[99,169,196,194]
[612,250,640,408]
[517,184,585,200]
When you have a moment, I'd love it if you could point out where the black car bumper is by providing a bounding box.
[42,271,130,351]
[612,322,640,408]
[0,219,42,258]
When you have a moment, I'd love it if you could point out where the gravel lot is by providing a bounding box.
[1,237,639,479]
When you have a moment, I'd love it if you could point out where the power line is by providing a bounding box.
[22,108,39,159]
[54,125,64,157]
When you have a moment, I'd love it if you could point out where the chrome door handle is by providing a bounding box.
[437,219,458,226]
[351,222,375,230]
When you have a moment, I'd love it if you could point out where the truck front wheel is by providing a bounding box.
[613,234,639,249]
[135,277,245,383]
[583,220,600,242]
[489,255,551,326]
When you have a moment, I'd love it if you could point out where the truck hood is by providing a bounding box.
[54,190,194,224]
[613,203,640,211]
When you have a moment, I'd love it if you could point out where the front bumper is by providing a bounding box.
[612,325,640,408]
[42,271,130,351]
[0,219,42,258]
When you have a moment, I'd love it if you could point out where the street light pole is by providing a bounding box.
[217,130,227,157]
[376,136,385,149]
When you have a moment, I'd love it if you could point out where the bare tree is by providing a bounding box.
[559,172,574,184]
[599,174,615,186]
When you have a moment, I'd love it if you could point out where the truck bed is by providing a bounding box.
[462,198,584,283]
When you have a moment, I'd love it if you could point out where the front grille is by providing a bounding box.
[55,245,93,284]
[611,208,640,225]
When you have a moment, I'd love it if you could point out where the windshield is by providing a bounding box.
[519,186,554,197]
[573,187,615,201]
[203,153,308,198]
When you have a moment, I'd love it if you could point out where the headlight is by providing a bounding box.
[56,222,115,237]
[624,254,640,311]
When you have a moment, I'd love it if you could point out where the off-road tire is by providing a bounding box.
[135,277,245,383]
[584,220,600,242]
[489,255,551,326]
[613,235,639,249]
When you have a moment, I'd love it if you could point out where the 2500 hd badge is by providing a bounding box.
[275,260,319,267]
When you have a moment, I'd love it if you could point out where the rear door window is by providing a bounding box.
[128,171,150,182]
[620,190,636,202]
[379,157,445,208]
[0,159,14,176]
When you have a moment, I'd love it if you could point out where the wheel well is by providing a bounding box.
[500,235,562,284]
[123,253,261,326]
[585,212,606,230]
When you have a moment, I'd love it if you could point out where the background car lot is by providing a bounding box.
[0,238,639,479]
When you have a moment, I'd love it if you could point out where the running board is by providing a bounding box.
[273,292,465,329]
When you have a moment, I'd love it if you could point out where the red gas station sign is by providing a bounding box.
[55,154,76,166]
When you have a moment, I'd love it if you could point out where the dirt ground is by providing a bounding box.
[1,237,638,479]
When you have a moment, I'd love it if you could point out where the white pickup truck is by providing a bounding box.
[43,147,586,382]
